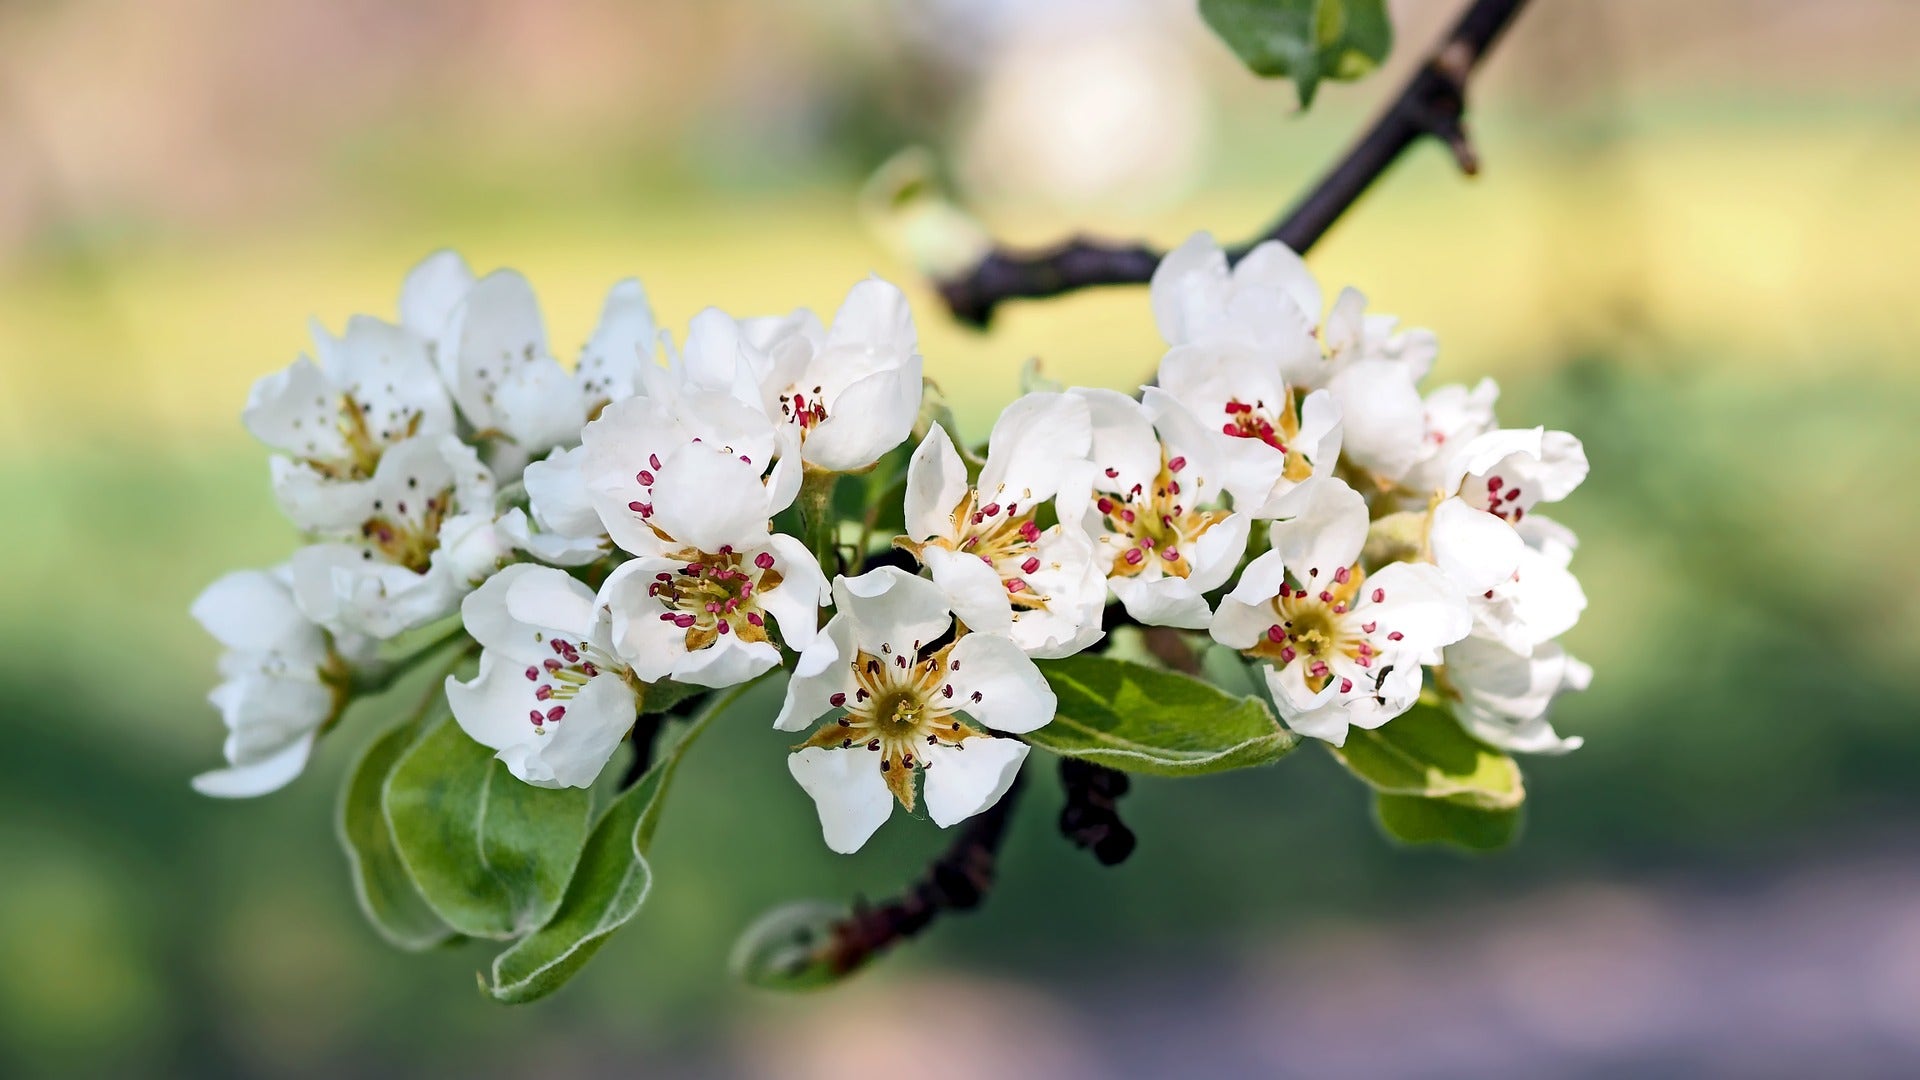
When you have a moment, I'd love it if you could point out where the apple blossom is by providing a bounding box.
[724,278,924,473]
[437,269,658,461]
[1154,342,1343,515]
[1212,478,1472,745]
[287,434,503,638]
[1428,426,1590,596]
[897,393,1105,658]
[594,447,827,688]
[246,313,455,530]
[190,567,362,797]
[1060,387,1250,628]
[446,565,642,788]
[1443,635,1590,756]
[774,567,1056,853]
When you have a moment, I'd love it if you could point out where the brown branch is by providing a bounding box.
[933,0,1530,328]
[1057,758,1137,865]
[820,773,1025,976]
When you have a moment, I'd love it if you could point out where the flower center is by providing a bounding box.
[1246,565,1382,693]
[799,641,988,811]
[649,545,782,651]
[910,490,1053,610]
[1094,452,1230,579]
[521,634,626,735]
[1221,393,1315,483]
[778,384,828,438]
[315,392,419,480]
[357,486,454,572]
[1467,473,1527,523]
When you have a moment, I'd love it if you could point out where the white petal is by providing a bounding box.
[192,734,316,799]
[1262,661,1349,745]
[756,533,828,650]
[1182,510,1252,594]
[922,544,1014,636]
[788,747,895,854]
[804,362,923,472]
[1232,239,1322,331]
[904,425,970,542]
[1213,550,1288,650]
[491,359,588,455]
[1430,497,1525,595]
[1149,231,1229,346]
[192,569,325,657]
[1266,477,1368,580]
[774,617,858,732]
[647,448,773,554]
[597,559,685,684]
[1361,561,1474,653]
[978,392,1091,505]
[1073,388,1162,496]
[832,567,952,656]
[1110,574,1212,630]
[1446,637,1586,755]
[576,278,658,403]
[399,250,475,339]
[922,738,1030,828]
[243,356,348,462]
[946,632,1056,734]
[1326,360,1424,480]
[672,636,781,689]
[439,269,550,430]
[822,276,917,356]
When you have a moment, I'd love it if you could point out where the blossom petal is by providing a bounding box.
[192,734,316,799]
[904,424,970,542]
[946,632,1056,734]
[978,392,1091,505]
[438,269,549,430]
[789,746,895,854]
[1267,477,1368,580]
[804,362,923,472]
[922,738,1030,828]
[774,616,858,732]
[1431,496,1525,595]
[399,250,475,339]
[832,567,952,656]
[647,448,773,554]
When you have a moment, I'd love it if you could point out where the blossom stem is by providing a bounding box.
[819,772,1027,977]
[798,467,841,575]
[930,0,1531,327]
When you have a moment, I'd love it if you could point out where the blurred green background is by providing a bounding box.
[4,1,1919,1076]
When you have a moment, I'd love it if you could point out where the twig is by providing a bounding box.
[820,773,1026,976]
[933,0,1530,327]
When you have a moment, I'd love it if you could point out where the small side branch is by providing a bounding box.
[932,0,1530,327]
[821,773,1026,975]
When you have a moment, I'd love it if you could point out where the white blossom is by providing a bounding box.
[899,393,1105,658]
[1059,387,1250,629]
[437,269,659,461]
[446,565,640,788]
[1443,635,1589,755]
[666,278,923,474]
[774,567,1056,853]
[287,435,503,638]
[190,567,361,797]
[1400,377,1500,494]
[1428,426,1589,595]
[1212,478,1472,745]
[1154,342,1343,515]
[592,443,828,689]
[246,314,455,530]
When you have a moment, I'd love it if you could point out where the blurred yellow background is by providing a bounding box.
[3,1,1919,1076]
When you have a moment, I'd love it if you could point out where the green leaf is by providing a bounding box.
[1327,704,1525,810]
[383,716,594,941]
[1028,654,1299,776]
[1198,0,1393,106]
[337,708,460,951]
[1375,794,1521,852]
[482,684,743,1004]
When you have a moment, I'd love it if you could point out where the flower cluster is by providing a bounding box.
[194,234,1589,856]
